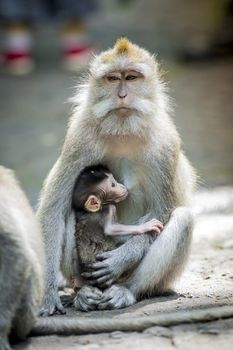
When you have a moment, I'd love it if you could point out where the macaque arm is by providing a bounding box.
[37,149,98,315]
[104,205,163,236]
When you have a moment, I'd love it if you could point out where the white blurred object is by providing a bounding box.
[192,187,233,215]
[192,187,233,247]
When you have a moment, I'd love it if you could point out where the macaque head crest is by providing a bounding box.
[90,37,157,79]
[102,37,143,61]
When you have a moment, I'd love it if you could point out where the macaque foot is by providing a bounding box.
[98,284,136,310]
[74,286,103,312]
[39,292,66,316]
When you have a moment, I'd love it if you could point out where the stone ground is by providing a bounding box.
[0,2,233,347]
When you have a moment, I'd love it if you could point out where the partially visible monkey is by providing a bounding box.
[72,165,163,310]
[38,38,196,316]
[0,166,45,350]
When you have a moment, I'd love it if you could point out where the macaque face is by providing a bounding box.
[92,68,156,137]
[98,173,128,204]
[104,70,144,118]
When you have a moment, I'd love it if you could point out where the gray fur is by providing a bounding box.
[0,166,44,350]
[38,39,196,314]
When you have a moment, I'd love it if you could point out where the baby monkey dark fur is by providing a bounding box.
[73,165,119,269]
[72,165,163,287]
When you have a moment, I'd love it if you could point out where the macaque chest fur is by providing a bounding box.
[75,207,119,269]
[104,156,157,224]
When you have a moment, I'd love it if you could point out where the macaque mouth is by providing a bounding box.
[111,107,135,118]
[113,107,132,112]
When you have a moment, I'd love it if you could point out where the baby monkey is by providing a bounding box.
[72,165,163,290]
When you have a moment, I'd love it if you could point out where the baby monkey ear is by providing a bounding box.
[84,195,101,212]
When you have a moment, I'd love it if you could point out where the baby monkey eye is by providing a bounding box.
[112,182,116,187]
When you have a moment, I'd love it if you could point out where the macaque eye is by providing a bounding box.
[107,76,120,82]
[126,75,137,81]
[112,182,116,187]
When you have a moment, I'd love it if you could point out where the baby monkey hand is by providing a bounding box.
[141,219,163,235]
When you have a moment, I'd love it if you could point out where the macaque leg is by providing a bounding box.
[98,207,193,310]
[128,207,194,298]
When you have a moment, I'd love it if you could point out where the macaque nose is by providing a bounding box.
[118,84,127,99]
[118,91,127,99]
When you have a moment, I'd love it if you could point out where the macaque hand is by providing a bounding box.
[82,246,128,288]
[142,218,163,235]
[39,290,66,317]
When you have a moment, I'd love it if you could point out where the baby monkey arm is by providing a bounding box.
[104,205,163,236]
[82,206,163,287]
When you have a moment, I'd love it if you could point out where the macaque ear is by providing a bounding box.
[84,195,101,212]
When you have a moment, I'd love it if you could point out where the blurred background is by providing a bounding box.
[0,0,232,206]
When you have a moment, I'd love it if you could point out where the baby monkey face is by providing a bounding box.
[99,173,128,204]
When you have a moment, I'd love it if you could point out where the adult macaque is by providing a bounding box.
[38,38,196,316]
[0,166,45,350]
[72,164,163,311]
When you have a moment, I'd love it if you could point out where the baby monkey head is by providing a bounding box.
[72,164,128,213]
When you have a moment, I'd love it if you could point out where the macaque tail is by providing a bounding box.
[32,305,233,336]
